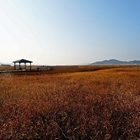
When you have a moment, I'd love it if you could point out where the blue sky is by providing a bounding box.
[0,0,140,65]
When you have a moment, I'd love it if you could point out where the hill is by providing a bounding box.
[91,59,140,65]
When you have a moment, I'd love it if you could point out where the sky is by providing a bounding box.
[0,0,140,65]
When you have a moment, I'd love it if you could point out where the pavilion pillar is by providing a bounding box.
[25,63,26,70]
[30,63,31,71]
[14,63,16,70]
[19,63,21,70]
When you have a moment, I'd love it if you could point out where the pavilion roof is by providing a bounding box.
[13,59,33,63]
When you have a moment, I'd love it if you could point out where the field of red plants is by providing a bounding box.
[0,67,140,139]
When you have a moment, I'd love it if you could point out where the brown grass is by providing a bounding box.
[0,66,140,139]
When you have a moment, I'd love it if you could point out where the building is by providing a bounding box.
[13,59,33,71]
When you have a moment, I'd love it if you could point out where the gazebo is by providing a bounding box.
[13,59,33,71]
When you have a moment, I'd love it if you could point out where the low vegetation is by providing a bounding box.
[0,67,140,139]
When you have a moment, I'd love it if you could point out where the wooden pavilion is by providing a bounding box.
[13,59,33,71]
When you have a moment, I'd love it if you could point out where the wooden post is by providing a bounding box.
[30,63,31,71]
[14,63,16,70]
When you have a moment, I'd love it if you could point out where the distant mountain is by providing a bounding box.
[91,59,140,65]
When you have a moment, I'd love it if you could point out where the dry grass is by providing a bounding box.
[0,67,140,139]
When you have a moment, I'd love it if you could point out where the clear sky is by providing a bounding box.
[0,0,140,65]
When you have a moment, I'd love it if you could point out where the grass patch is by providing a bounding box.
[0,67,140,139]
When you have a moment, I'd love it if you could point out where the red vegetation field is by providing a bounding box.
[0,67,140,139]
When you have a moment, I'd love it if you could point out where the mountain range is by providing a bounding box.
[91,59,140,65]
